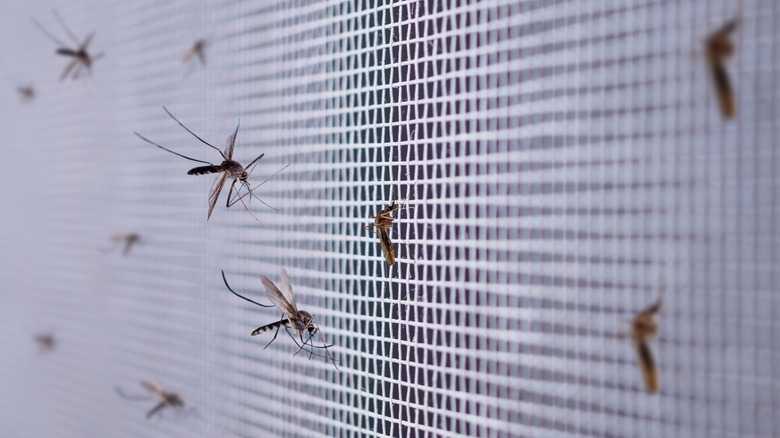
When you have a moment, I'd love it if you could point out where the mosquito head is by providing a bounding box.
[239,171,249,182]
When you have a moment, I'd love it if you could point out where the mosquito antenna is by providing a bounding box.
[116,387,153,402]
[31,18,69,48]
[52,9,81,46]
[134,132,214,165]
[286,329,333,360]
[221,270,273,308]
[161,106,226,160]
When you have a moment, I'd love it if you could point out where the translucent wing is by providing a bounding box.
[710,61,735,119]
[224,120,240,159]
[140,381,163,398]
[378,228,395,265]
[207,172,227,220]
[279,268,297,311]
[634,339,659,393]
[261,274,297,318]
[59,57,79,81]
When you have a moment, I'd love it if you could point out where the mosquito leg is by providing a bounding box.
[225,179,237,208]
[263,316,285,350]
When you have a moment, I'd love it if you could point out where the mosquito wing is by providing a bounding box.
[710,61,735,119]
[634,339,659,393]
[279,268,297,311]
[146,401,167,419]
[639,298,662,318]
[140,380,163,398]
[207,172,228,220]
[79,32,94,51]
[224,120,240,159]
[378,228,396,265]
[60,57,79,82]
[261,274,297,318]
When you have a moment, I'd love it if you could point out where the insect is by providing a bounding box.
[116,377,184,419]
[34,333,55,353]
[705,19,739,119]
[222,269,337,368]
[108,232,141,256]
[134,106,269,223]
[32,10,103,82]
[17,85,34,102]
[183,39,207,66]
[365,200,403,265]
[618,299,662,393]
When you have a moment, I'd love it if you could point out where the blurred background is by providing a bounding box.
[1,0,779,437]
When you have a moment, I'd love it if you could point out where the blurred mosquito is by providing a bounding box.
[183,39,207,66]
[134,106,286,224]
[102,232,141,256]
[222,269,337,368]
[705,19,739,119]
[17,85,34,102]
[617,298,663,394]
[34,333,55,353]
[32,10,103,82]
[116,377,187,419]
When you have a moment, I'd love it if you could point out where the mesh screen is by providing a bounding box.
[1,0,778,437]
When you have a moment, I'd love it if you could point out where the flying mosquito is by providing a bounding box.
[222,269,337,368]
[705,19,739,119]
[183,39,207,66]
[105,232,141,256]
[32,10,103,82]
[134,106,279,223]
[17,85,34,102]
[617,299,662,394]
[365,200,402,265]
[116,377,185,419]
[34,333,56,353]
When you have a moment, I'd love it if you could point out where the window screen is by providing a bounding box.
[1,1,778,437]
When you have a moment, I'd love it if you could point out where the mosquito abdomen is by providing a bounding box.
[188,165,221,176]
[251,319,289,336]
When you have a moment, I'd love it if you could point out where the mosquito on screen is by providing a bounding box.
[34,333,56,353]
[16,85,34,102]
[183,39,207,66]
[32,10,103,82]
[705,19,739,119]
[134,106,280,224]
[104,232,141,256]
[116,377,186,419]
[365,197,412,266]
[617,299,662,394]
[222,269,337,368]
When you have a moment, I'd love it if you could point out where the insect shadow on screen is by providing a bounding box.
[221,270,338,368]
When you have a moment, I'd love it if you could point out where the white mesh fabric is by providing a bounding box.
[0,0,778,437]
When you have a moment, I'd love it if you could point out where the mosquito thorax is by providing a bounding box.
[292,311,313,333]
[220,160,243,176]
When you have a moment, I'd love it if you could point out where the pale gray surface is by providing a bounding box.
[1,0,779,437]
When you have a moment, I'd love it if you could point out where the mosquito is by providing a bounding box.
[106,232,141,256]
[222,270,335,361]
[617,299,662,394]
[17,85,34,102]
[223,269,337,368]
[34,333,55,353]
[705,19,739,119]
[183,39,207,66]
[116,377,185,419]
[134,106,272,223]
[364,199,406,265]
[32,10,103,82]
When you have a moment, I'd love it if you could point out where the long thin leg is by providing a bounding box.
[133,132,214,165]
[227,164,292,210]
[161,106,226,160]
[52,9,81,46]
[31,18,69,48]
[263,315,286,350]
[116,386,153,402]
[225,179,237,208]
